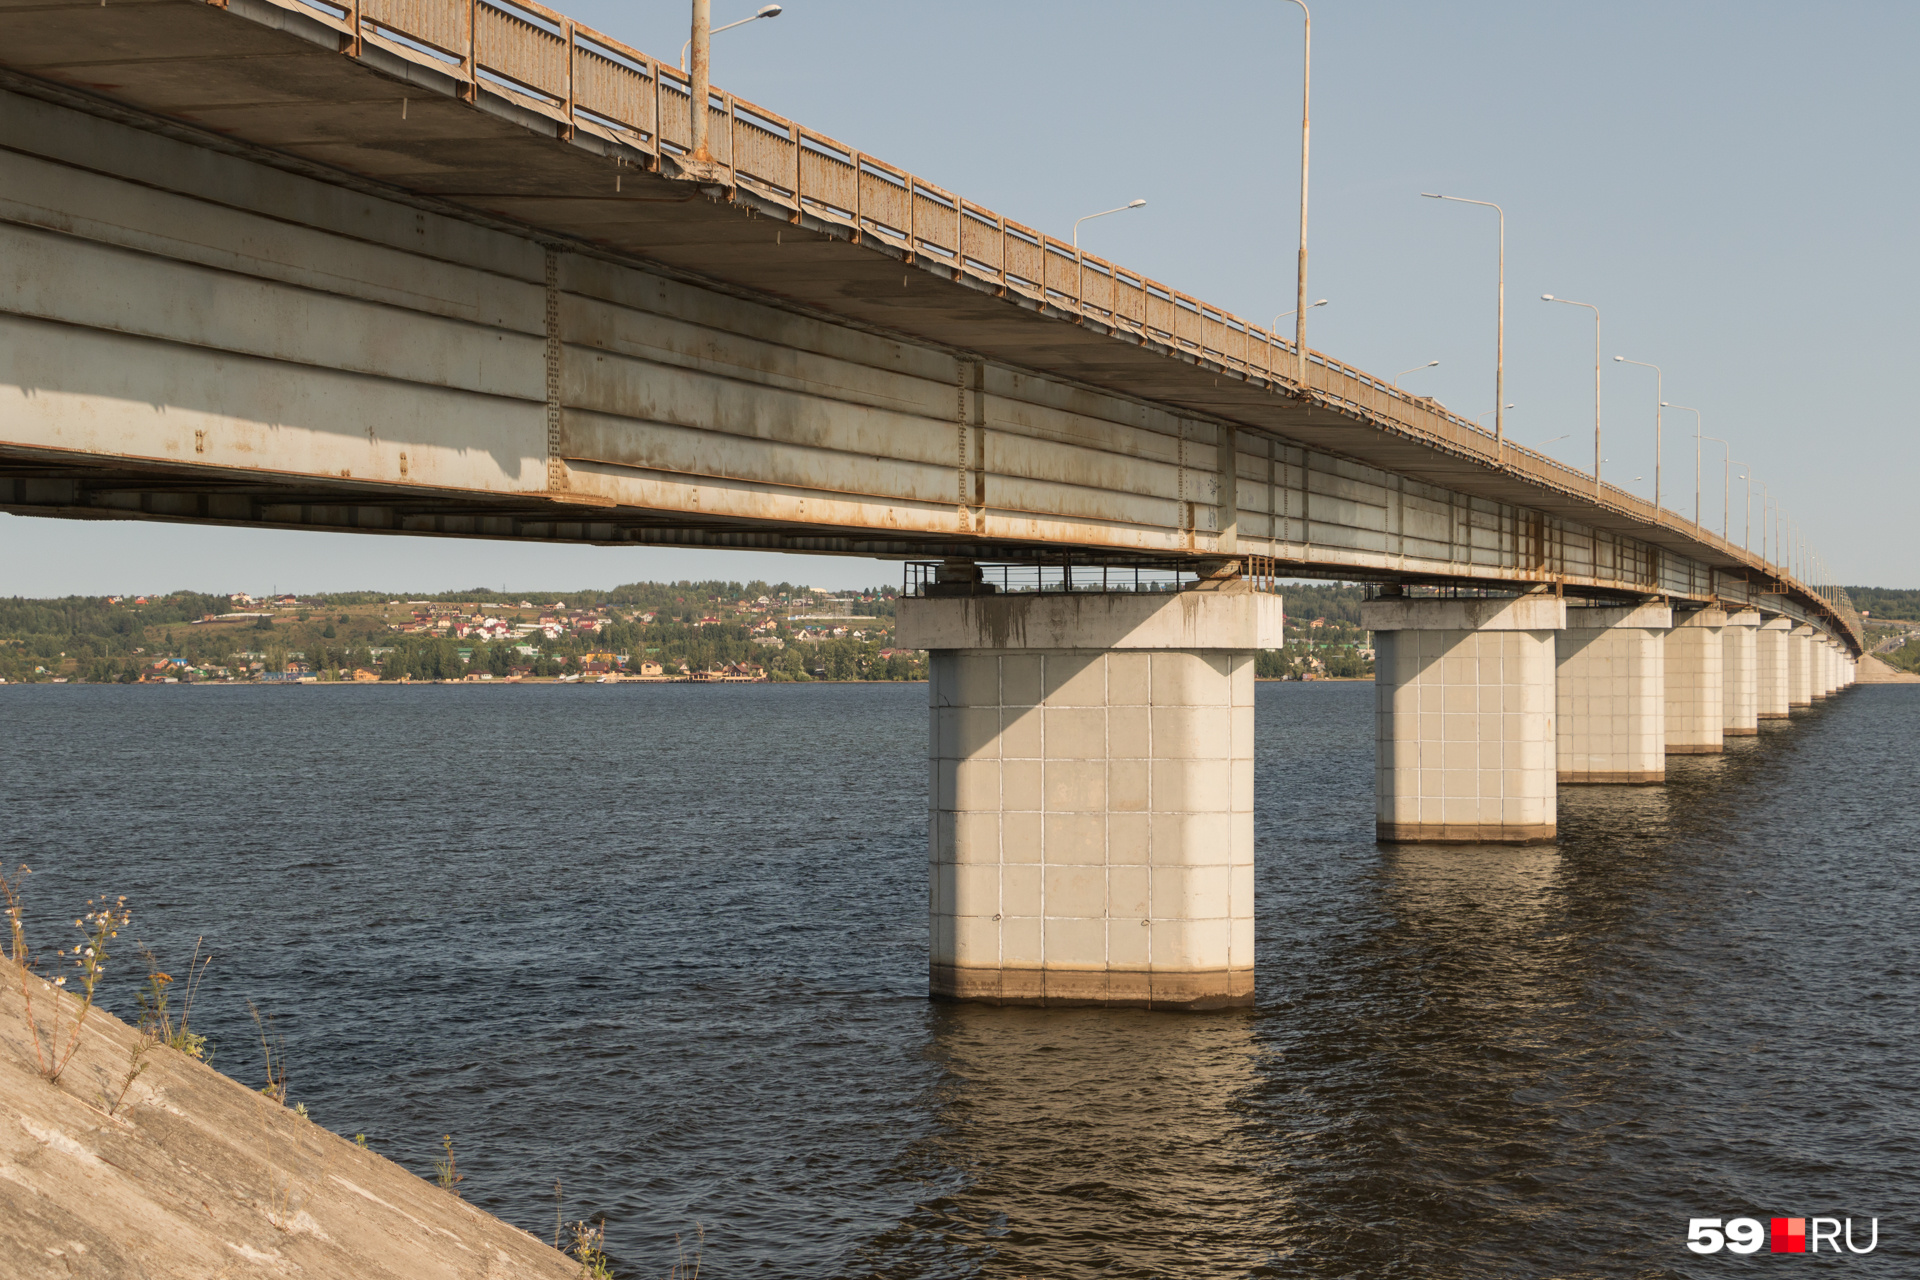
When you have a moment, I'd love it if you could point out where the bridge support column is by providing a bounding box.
[1788,625,1815,708]
[1721,609,1761,737]
[1554,602,1669,784]
[1665,607,1726,754]
[1820,640,1840,697]
[1362,595,1564,844]
[898,585,1282,1010]
[1757,616,1791,719]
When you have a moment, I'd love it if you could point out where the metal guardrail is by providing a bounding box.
[236,0,1858,650]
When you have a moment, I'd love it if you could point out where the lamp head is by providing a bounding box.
[1420,192,1441,199]
[1541,294,1554,301]
[756,4,782,15]
[1613,355,1624,362]
[1127,199,1146,208]
[1311,298,1328,308]
[1660,401,1671,407]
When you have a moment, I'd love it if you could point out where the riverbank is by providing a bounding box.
[0,968,576,1279]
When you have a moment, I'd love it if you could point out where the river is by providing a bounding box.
[2,681,1913,1277]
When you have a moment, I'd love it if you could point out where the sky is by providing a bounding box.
[5,0,1914,595]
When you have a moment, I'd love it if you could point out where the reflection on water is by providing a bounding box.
[2,682,1915,1277]
[861,1007,1268,1278]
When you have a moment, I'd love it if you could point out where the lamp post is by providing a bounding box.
[1731,463,1752,549]
[683,3,781,70]
[1072,199,1146,308]
[1422,193,1505,446]
[1701,434,1732,541]
[1613,356,1663,514]
[1663,403,1703,527]
[1280,0,1312,383]
[1072,199,1147,249]
[1393,359,1439,387]
[1272,299,1325,368]
[1542,296,1601,493]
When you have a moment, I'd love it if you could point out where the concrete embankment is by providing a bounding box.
[1,970,576,1279]
[1858,655,1920,683]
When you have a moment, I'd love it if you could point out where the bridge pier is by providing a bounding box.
[1721,609,1761,737]
[1362,595,1564,844]
[1788,625,1817,708]
[1554,602,1670,784]
[1757,616,1792,719]
[1665,608,1727,755]
[897,584,1280,1010]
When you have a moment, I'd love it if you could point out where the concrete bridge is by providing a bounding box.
[1,0,1863,1009]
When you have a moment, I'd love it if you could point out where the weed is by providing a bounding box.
[434,1133,464,1197]
[42,895,132,1084]
[110,1036,153,1116]
[554,1178,563,1249]
[247,1001,287,1104]
[1,864,52,1076]
[354,1133,369,1149]
[137,937,212,1061]
[569,1219,614,1280]
[669,1224,705,1280]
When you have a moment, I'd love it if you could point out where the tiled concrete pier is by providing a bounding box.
[1757,616,1792,719]
[1789,625,1816,708]
[1554,602,1670,784]
[898,585,1280,1010]
[1665,608,1727,755]
[1362,595,1564,844]
[1721,609,1761,737]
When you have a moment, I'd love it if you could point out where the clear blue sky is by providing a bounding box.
[5,0,1912,595]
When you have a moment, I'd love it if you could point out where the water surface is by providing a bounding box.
[2,681,1914,1277]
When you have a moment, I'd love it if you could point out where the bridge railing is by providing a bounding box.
[243,0,1857,652]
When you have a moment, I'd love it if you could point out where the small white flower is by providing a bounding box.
[53,977,65,986]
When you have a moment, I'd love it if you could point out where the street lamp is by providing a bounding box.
[1281,1,1312,383]
[1072,198,1146,315]
[1393,359,1439,387]
[1542,295,1601,493]
[683,3,781,71]
[1662,402,1704,527]
[1072,199,1147,249]
[1271,299,1326,370]
[1700,433,1732,541]
[1729,459,1753,549]
[1423,193,1506,445]
[1613,356,1663,514]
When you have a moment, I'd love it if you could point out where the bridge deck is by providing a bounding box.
[0,0,1860,649]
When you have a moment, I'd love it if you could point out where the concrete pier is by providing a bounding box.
[1665,607,1727,755]
[1362,595,1564,844]
[1788,625,1816,708]
[1757,615,1791,719]
[1554,602,1670,784]
[1721,609,1761,737]
[898,585,1280,1010]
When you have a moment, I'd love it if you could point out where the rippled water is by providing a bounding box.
[3,681,1915,1277]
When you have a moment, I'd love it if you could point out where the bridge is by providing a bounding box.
[1,0,1863,1008]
